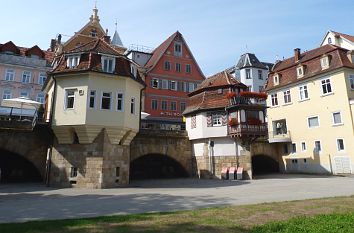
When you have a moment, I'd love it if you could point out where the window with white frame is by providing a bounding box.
[283,90,291,104]
[321,78,332,95]
[22,71,32,83]
[3,89,12,99]
[36,93,45,103]
[151,99,158,110]
[65,89,76,109]
[320,56,329,69]
[174,42,182,56]
[299,85,309,100]
[271,93,278,106]
[102,56,115,73]
[162,80,168,89]
[67,55,80,68]
[212,114,222,126]
[186,64,191,74]
[337,139,345,151]
[151,78,159,88]
[169,80,177,91]
[130,64,137,78]
[315,140,321,152]
[308,116,319,128]
[180,102,186,112]
[246,69,251,79]
[20,90,29,98]
[161,100,167,110]
[273,74,279,85]
[38,73,46,85]
[5,69,15,81]
[258,70,263,80]
[301,142,306,151]
[291,143,297,153]
[89,90,96,108]
[101,92,112,110]
[117,93,124,111]
[332,112,342,125]
[349,74,354,90]
[130,97,135,114]
[188,82,196,92]
[170,101,177,111]
[297,66,304,77]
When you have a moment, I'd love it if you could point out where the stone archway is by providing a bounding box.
[130,154,189,179]
[0,149,42,183]
[252,154,279,175]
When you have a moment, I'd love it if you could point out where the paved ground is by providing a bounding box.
[1,174,354,223]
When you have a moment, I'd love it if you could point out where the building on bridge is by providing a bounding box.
[127,31,205,130]
[183,71,268,179]
[0,41,54,105]
[43,37,145,188]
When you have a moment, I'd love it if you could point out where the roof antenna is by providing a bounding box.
[115,19,118,31]
[94,0,97,9]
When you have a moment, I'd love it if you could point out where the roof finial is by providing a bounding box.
[115,19,118,31]
[94,0,97,9]
[90,0,100,22]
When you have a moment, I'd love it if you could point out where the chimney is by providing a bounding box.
[50,39,56,52]
[58,34,62,44]
[103,35,111,43]
[294,48,301,62]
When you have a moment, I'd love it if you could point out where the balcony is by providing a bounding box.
[226,92,267,108]
[228,123,268,138]
[268,131,291,143]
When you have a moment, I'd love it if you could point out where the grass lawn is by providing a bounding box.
[1,195,354,233]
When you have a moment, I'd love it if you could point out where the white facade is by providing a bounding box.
[238,67,267,92]
[320,31,354,50]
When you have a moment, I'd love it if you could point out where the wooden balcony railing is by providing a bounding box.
[228,123,268,137]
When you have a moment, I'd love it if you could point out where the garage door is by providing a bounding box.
[333,156,352,174]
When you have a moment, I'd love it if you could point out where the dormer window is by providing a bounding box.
[273,74,280,86]
[101,56,115,73]
[90,29,97,38]
[67,55,80,68]
[130,64,137,78]
[320,56,330,69]
[174,42,182,57]
[297,65,304,78]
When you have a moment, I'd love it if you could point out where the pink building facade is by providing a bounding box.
[0,41,53,105]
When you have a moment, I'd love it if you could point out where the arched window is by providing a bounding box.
[328,37,332,44]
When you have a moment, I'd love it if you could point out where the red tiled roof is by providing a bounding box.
[67,37,120,56]
[332,31,354,43]
[0,41,54,64]
[265,44,354,91]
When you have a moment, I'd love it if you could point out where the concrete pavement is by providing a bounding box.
[1,174,354,223]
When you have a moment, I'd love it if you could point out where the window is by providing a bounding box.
[70,167,78,178]
[332,112,342,125]
[180,102,186,112]
[246,69,251,79]
[212,114,222,126]
[65,89,75,109]
[20,90,29,98]
[130,64,137,78]
[130,97,135,114]
[297,66,304,77]
[22,71,31,83]
[151,78,159,88]
[337,139,345,151]
[90,29,97,37]
[308,116,319,128]
[186,64,191,74]
[328,37,332,44]
[117,93,124,111]
[191,115,196,129]
[315,141,321,152]
[299,85,309,100]
[320,56,329,69]
[258,70,263,80]
[101,92,112,110]
[170,101,177,111]
[161,100,167,110]
[259,86,264,92]
[162,80,168,89]
[273,74,279,85]
[169,81,177,91]
[102,57,115,73]
[321,78,332,95]
[5,69,15,81]
[175,63,181,72]
[38,73,46,85]
[283,90,291,104]
[291,143,297,153]
[151,99,158,110]
[174,42,182,56]
[89,90,96,108]
[349,74,354,90]
[301,142,306,151]
[271,93,278,106]
[247,85,252,91]
[164,61,171,70]
[3,89,12,99]
[67,56,80,68]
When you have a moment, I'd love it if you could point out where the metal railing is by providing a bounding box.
[228,123,268,136]
[0,106,38,130]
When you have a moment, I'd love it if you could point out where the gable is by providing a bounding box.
[0,41,20,54]
[26,45,45,58]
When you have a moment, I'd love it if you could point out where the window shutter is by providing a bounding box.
[168,80,172,90]
[222,112,227,126]
[150,79,154,87]
[158,79,162,89]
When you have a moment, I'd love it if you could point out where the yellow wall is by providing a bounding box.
[267,69,354,173]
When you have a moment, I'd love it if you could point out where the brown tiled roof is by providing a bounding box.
[265,44,354,91]
[49,38,145,86]
[183,71,247,115]
[0,41,54,65]
[332,31,354,43]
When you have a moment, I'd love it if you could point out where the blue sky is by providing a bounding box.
[1,0,353,76]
